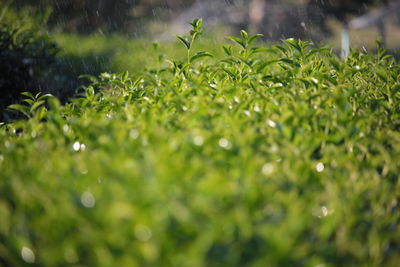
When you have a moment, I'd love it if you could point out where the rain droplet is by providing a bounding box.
[21,247,35,263]
[73,142,81,151]
[253,105,261,112]
[218,138,231,149]
[81,191,95,208]
[193,135,204,146]
[316,162,324,172]
[134,224,152,241]
[262,163,274,175]
[63,124,69,132]
[270,144,278,153]
[129,129,139,139]
[316,206,334,218]
[362,46,368,53]
[321,206,328,216]
[73,141,86,151]
[4,141,10,148]
[244,110,251,117]
[266,119,276,128]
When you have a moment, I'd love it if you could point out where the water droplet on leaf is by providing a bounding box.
[218,138,231,149]
[316,162,324,172]
[21,247,35,263]
[193,135,204,146]
[262,163,274,175]
[267,119,276,128]
[81,191,95,208]
[73,142,81,151]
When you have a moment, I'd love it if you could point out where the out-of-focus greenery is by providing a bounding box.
[1,21,400,266]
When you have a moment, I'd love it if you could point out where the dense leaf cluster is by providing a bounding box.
[1,23,400,266]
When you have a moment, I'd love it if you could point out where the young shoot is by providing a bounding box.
[176,18,212,66]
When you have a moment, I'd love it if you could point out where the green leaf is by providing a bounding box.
[240,30,248,40]
[190,30,202,41]
[121,71,129,81]
[37,94,53,101]
[223,68,237,80]
[248,34,263,45]
[320,74,338,86]
[391,84,400,96]
[284,38,302,53]
[280,58,301,68]
[190,51,213,63]
[256,60,280,72]
[226,36,245,49]
[21,92,34,99]
[86,87,95,97]
[374,68,388,83]
[307,47,330,57]
[23,98,35,105]
[48,97,61,111]
[275,45,289,56]
[7,104,30,117]
[176,34,191,50]
[34,106,47,121]
[329,58,341,71]
[152,42,160,51]
[30,100,45,112]
[189,18,202,29]
[222,45,233,56]
[133,76,144,88]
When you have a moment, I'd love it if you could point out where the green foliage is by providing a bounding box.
[1,25,400,266]
[0,1,58,121]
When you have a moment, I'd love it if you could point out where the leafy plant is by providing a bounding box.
[0,22,399,267]
[0,1,57,121]
[177,18,213,66]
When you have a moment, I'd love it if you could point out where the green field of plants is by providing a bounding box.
[1,20,400,266]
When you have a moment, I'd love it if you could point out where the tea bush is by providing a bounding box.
[1,21,400,266]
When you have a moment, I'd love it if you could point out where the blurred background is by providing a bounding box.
[7,0,400,44]
[1,0,400,119]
